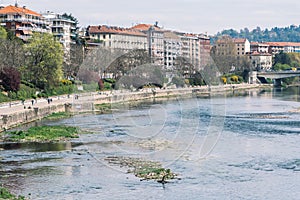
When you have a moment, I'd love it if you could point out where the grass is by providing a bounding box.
[5,125,80,142]
[45,112,73,120]
[0,187,25,200]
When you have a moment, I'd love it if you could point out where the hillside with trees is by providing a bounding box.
[213,25,300,42]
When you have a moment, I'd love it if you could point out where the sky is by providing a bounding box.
[1,0,300,35]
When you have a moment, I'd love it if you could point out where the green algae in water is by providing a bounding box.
[0,187,25,200]
[6,126,80,142]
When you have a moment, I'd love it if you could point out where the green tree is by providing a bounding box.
[24,33,63,89]
[274,51,291,65]
[0,26,7,39]
[273,63,291,71]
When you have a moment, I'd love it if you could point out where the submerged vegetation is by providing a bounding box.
[5,125,80,142]
[0,187,25,200]
[105,156,178,183]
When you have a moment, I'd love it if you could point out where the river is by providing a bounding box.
[1,87,300,200]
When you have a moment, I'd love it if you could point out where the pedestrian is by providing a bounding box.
[47,98,50,104]
[31,99,34,105]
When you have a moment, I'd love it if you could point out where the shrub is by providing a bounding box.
[171,77,185,88]
[61,79,73,85]
[230,75,239,83]
[221,77,227,84]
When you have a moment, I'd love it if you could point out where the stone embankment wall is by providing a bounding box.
[0,104,67,132]
[0,84,270,132]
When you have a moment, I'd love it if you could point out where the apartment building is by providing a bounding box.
[215,37,250,56]
[176,33,201,70]
[132,24,164,66]
[248,51,272,71]
[250,42,269,53]
[42,11,77,53]
[87,25,147,51]
[87,23,211,72]
[264,42,300,54]
[234,38,250,55]
[163,31,181,70]
[199,34,211,68]
[0,4,50,40]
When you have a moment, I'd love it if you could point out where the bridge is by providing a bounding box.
[256,71,300,86]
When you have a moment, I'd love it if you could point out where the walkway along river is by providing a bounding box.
[0,86,299,199]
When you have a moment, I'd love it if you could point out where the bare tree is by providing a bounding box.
[63,44,84,79]
[0,39,25,70]
[211,36,239,74]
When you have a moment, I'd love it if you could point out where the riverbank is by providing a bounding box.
[0,84,272,133]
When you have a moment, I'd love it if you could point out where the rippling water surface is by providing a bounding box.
[1,87,300,199]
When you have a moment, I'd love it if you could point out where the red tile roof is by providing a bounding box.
[0,5,41,17]
[88,25,146,37]
[264,42,300,47]
[131,24,161,31]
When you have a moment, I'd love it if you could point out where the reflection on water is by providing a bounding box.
[0,87,300,199]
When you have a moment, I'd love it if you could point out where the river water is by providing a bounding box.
[1,87,300,200]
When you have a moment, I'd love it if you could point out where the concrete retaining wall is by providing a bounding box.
[0,104,66,132]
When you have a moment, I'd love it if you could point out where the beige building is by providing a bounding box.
[234,38,250,55]
[88,25,147,51]
[215,37,250,56]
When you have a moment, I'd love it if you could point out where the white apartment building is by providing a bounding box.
[88,25,147,51]
[248,52,272,71]
[265,42,300,54]
[250,42,269,53]
[177,33,201,70]
[132,24,164,66]
[0,4,50,40]
[42,11,77,53]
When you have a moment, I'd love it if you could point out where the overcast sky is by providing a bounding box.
[2,0,300,35]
